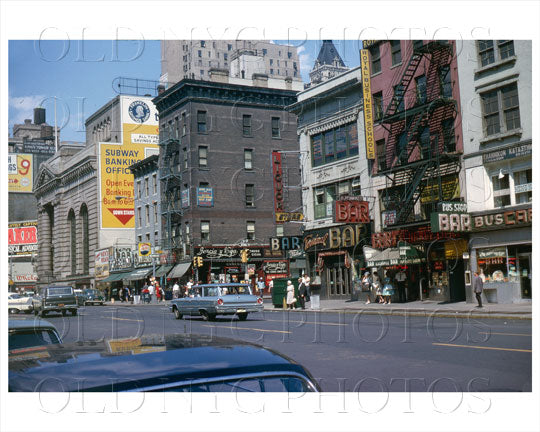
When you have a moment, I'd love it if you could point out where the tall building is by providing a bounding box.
[308,40,350,86]
[288,66,368,299]
[160,40,302,86]
[153,75,302,289]
[458,40,532,304]
[364,40,466,303]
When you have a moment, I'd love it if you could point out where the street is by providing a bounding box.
[14,304,532,392]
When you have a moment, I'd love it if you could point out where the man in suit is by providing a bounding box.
[473,271,484,308]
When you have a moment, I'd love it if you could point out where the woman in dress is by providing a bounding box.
[286,280,296,310]
[362,272,372,304]
[372,271,384,303]
[382,275,395,304]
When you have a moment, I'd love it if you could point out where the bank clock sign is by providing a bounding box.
[128,100,151,123]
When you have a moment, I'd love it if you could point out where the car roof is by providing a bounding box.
[8,319,58,331]
[192,283,250,288]
[9,334,311,392]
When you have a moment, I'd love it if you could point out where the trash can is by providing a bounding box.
[310,293,320,309]
[271,278,299,308]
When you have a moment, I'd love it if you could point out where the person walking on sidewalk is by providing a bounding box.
[297,277,307,309]
[372,271,383,303]
[395,268,407,303]
[286,280,296,310]
[362,272,372,304]
[473,271,484,308]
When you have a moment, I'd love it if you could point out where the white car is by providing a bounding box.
[8,292,34,314]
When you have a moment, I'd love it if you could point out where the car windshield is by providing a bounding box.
[47,287,72,296]
[84,289,98,295]
[9,329,61,350]
[9,293,21,299]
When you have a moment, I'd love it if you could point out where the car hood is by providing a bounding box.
[9,334,312,392]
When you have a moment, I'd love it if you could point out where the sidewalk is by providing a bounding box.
[103,298,533,320]
[263,298,533,320]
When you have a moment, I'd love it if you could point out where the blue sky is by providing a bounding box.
[9,40,361,142]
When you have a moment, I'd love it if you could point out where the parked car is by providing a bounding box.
[9,333,320,392]
[8,292,34,314]
[170,283,264,321]
[9,319,62,351]
[83,288,105,306]
[32,285,78,317]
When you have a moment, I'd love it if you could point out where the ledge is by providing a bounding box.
[474,56,517,75]
[479,128,522,145]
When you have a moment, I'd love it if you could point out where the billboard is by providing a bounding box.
[8,153,33,193]
[99,96,159,229]
[8,221,38,256]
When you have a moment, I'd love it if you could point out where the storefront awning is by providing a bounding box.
[168,262,191,279]
[99,271,132,283]
[366,248,424,267]
[125,267,154,281]
[154,265,174,277]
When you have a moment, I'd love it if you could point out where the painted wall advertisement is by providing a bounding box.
[8,221,38,256]
[94,248,111,279]
[197,187,214,207]
[8,153,33,193]
[99,96,159,228]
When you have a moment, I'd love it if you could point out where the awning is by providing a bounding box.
[168,262,191,279]
[126,267,154,281]
[155,265,174,277]
[99,271,132,283]
[366,248,425,267]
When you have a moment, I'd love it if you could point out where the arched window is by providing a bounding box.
[68,209,77,275]
[80,204,89,274]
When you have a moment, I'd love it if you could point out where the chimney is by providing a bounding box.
[24,119,32,125]
[208,68,229,83]
[252,73,268,88]
[34,107,46,125]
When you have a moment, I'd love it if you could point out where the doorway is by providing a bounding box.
[518,254,531,299]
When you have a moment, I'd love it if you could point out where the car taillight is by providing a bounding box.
[217,299,224,306]
[257,298,263,304]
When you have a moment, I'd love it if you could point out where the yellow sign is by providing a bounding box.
[360,49,375,160]
[139,242,152,256]
[275,212,304,222]
[8,153,33,193]
[444,239,468,260]
[421,177,460,204]
[99,96,159,229]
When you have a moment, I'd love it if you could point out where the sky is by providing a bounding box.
[8,39,361,142]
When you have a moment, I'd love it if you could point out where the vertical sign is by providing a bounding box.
[272,151,284,223]
[8,154,33,193]
[360,49,375,159]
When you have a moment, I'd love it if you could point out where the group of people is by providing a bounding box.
[141,279,165,303]
[285,275,311,310]
[361,270,401,305]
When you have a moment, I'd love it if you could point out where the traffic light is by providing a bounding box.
[197,256,203,267]
[193,257,198,267]
[241,249,249,263]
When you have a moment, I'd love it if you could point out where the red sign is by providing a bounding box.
[334,200,370,224]
[272,151,284,222]
[8,225,37,245]
[107,208,135,225]
[372,226,461,249]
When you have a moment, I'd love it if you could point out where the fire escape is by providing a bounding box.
[377,41,461,228]
[158,127,184,259]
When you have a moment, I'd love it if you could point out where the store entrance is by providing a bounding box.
[518,254,531,299]
[324,260,351,298]
[449,259,466,302]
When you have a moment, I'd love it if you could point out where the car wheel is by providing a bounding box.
[8,308,18,314]
[207,313,217,321]
[173,307,183,320]
[200,310,210,321]
[34,309,39,316]
[24,309,33,314]
[72,309,78,316]
[40,310,47,318]
[237,312,248,321]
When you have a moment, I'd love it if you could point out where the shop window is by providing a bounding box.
[492,172,511,207]
[514,168,532,204]
[477,247,508,283]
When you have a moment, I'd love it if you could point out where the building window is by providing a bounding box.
[262,48,267,56]
[80,204,89,275]
[183,147,188,170]
[198,50,202,58]
[514,169,532,204]
[68,209,76,275]
[197,110,207,133]
[390,40,401,65]
[152,173,157,195]
[246,221,255,240]
[270,68,273,75]
[223,53,228,61]
[198,146,208,168]
[137,207,142,227]
[478,40,494,66]
[376,139,386,171]
[145,205,150,226]
[481,83,520,136]
[244,149,253,170]
[154,205,158,226]
[181,112,186,136]
[276,225,284,237]
[227,44,232,51]
[442,119,456,153]
[492,173,511,208]
[245,184,255,207]
[154,231,159,247]
[351,178,361,196]
[394,84,405,112]
[369,44,381,74]
[145,233,150,242]
[373,91,383,121]
[201,221,210,242]
[498,40,515,60]
[271,117,280,138]
[415,75,427,104]
[311,122,358,167]
[138,235,142,244]
[200,40,206,47]
[419,127,431,160]
[144,177,149,197]
[137,180,142,198]
[314,180,357,219]
[396,132,408,164]
[243,114,252,136]
[439,65,452,98]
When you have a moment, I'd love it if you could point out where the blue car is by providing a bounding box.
[170,283,264,321]
[9,333,320,392]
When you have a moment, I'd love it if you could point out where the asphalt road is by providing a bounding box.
[17,305,532,392]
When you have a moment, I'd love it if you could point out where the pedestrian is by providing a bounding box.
[297,277,307,309]
[156,281,162,302]
[382,276,395,304]
[303,274,311,298]
[372,271,384,303]
[473,271,483,308]
[362,272,372,304]
[268,277,274,294]
[395,268,407,303]
[148,282,155,303]
[186,279,194,290]
[257,277,265,297]
[286,280,296,310]
[172,281,180,299]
